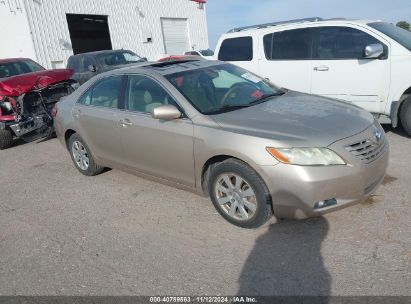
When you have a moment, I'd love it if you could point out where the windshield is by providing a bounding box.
[166,63,283,114]
[97,51,144,67]
[199,49,214,57]
[368,22,411,51]
[0,59,44,78]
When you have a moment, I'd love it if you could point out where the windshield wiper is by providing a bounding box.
[249,92,285,105]
[207,91,286,114]
[208,104,251,114]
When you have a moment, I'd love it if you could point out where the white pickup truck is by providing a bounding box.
[214,18,411,136]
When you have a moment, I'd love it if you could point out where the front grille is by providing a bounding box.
[345,136,387,163]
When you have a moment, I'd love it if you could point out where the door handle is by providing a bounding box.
[119,119,133,127]
[73,109,82,117]
[314,66,329,71]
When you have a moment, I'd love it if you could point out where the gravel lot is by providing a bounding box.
[0,127,410,296]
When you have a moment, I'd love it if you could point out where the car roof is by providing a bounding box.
[68,49,135,58]
[100,59,223,77]
[0,58,32,64]
[222,17,381,37]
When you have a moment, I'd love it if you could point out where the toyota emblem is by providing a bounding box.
[374,127,383,142]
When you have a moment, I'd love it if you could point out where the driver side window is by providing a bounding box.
[125,75,176,113]
[316,26,383,59]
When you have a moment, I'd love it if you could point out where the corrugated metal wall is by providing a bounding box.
[21,0,209,68]
[0,0,37,59]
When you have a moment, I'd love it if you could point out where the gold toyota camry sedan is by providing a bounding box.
[54,59,389,228]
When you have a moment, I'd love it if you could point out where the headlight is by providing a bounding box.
[0,101,13,115]
[0,101,13,112]
[266,147,346,166]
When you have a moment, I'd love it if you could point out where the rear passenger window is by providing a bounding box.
[263,28,313,60]
[82,57,95,71]
[78,76,122,108]
[218,37,253,61]
[78,89,92,105]
[316,26,382,59]
[67,57,81,72]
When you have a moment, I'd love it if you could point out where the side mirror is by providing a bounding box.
[364,43,384,59]
[141,57,148,62]
[88,64,97,72]
[151,105,181,120]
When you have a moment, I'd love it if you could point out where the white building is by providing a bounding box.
[0,0,209,68]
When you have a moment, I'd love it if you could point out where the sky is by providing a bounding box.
[205,0,411,49]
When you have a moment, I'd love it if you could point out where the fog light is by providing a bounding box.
[314,198,337,209]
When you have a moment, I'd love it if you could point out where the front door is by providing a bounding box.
[117,74,195,187]
[310,26,390,113]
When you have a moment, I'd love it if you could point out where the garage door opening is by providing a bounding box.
[161,18,189,55]
[66,14,112,54]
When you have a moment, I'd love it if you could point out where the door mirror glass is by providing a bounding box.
[364,43,384,59]
[88,64,97,72]
[151,105,181,120]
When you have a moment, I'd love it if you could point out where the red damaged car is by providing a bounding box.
[0,58,76,149]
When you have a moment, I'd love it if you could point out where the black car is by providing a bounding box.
[67,50,147,85]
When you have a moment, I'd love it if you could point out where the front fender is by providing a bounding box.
[193,124,280,194]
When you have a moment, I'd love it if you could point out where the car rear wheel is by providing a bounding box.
[68,133,104,176]
[400,97,411,137]
[208,159,272,228]
[0,129,13,150]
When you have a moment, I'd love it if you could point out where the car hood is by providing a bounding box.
[211,91,374,147]
[0,69,74,98]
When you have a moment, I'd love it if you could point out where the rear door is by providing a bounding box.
[258,28,314,92]
[310,26,390,112]
[73,75,126,165]
[116,74,195,187]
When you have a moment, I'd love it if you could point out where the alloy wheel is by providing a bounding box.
[215,173,257,221]
[71,140,89,171]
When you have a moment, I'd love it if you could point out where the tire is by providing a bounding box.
[0,129,13,150]
[68,133,104,176]
[208,158,272,228]
[400,97,411,137]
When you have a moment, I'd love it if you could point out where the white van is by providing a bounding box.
[214,18,411,136]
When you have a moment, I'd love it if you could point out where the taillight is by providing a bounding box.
[51,104,58,118]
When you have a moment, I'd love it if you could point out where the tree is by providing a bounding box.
[396,21,410,31]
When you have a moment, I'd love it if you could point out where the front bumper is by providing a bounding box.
[53,117,67,148]
[258,128,389,219]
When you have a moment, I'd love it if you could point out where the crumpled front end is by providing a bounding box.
[0,69,76,143]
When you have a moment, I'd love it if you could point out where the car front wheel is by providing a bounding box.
[0,129,13,150]
[400,97,411,137]
[208,159,272,228]
[68,133,104,176]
